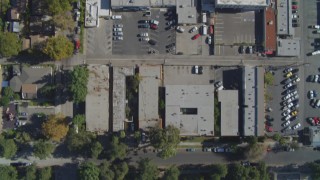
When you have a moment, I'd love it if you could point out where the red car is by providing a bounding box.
[292,5,298,9]
[192,34,201,40]
[150,24,158,30]
[265,125,273,132]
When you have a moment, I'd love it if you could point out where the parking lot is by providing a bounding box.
[163,66,215,85]
[214,11,258,56]
[266,67,304,136]
[111,9,176,55]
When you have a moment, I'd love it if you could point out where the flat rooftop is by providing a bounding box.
[276,0,293,35]
[113,67,134,131]
[111,0,175,7]
[216,0,268,6]
[166,85,215,136]
[176,0,197,24]
[139,66,161,130]
[86,65,109,133]
[265,7,277,51]
[85,0,99,27]
[277,38,300,57]
[243,66,255,136]
[218,90,239,136]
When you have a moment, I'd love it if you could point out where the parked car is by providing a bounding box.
[186,148,196,152]
[19,112,28,116]
[150,19,159,25]
[283,114,292,121]
[113,36,123,40]
[10,162,32,167]
[140,32,149,37]
[282,109,290,116]
[148,39,157,45]
[113,24,123,28]
[284,83,294,89]
[138,20,149,24]
[139,37,150,41]
[265,125,273,132]
[176,26,185,33]
[283,67,293,73]
[291,123,301,130]
[138,24,150,28]
[213,147,225,153]
[144,11,151,16]
[113,28,122,32]
[189,26,198,33]
[292,5,298,9]
[192,34,201,40]
[75,10,80,21]
[291,110,298,116]
[207,36,212,44]
[308,90,317,99]
[241,161,251,166]
[203,147,212,152]
[285,72,293,78]
[292,77,300,83]
[282,120,291,127]
[113,32,123,36]
[111,15,122,19]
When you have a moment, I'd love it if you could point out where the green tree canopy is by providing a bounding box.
[209,164,228,179]
[0,0,10,17]
[226,163,269,180]
[46,0,73,15]
[0,138,17,159]
[244,143,264,160]
[66,130,96,155]
[113,162,128,180]
[24,164,37,180]
[42,35,74,61]
[272,133,281,141]
[2,87,14,97]
[79,162,100,180]
[37,167,52,180]
[137,158,159,180]
[0,96,10,107]
[90,141,103,159]
[99,161,115,180]
[0,32,21,57]
[149,125,180,159]
[15,132,32,144]
[308,161,320,179]
[0,165,18,180]
[33,140,55,159]
[70,66,89,104]
[163,165,180,180]
[72,114,85,127]
[108,136,127,161]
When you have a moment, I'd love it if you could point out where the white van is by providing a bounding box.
[316,99,320,108]
[112,15,122,20]
[202,25,207,35]
[202,13,207,23]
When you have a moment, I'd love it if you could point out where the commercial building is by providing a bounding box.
[276,0,293,36]
[138,66,161,130]
[165,85,215,136]
[276,38,300,57]
[218,90,239,136]
[176,0,197,25]
[215,0,269,9]
[303,126,320,147]
[242,66,264,136]
[85,65,109,133]
[113,67,134,131]
[111,0,175,10]
[85,0,99,27]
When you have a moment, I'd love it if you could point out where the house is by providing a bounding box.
[10,22,20,33]
[9,66,53,100]
[8,8,20,21]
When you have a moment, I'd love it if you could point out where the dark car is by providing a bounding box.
[10,162,32,167]
[166,43,176,49]
[148,39,157,45]
[138,24,150,28]
[241,161,251,166]
[313,147,320,151]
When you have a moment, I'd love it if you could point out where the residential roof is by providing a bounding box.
[86,65,110,133]
[11,22,20,33]
[113,67,134,131]
[138,66,161,130]
[176,0,197,24]
[276,0,293,35]
[165,85,215,136]
[30,35,49,47]
[9,8,20,20]
[265,7,277,51]
[218,90,239,136]
[9,66,52,92]
[85,0,99,27]
[21,84,37,99]
[277,38,300,57]
[22,38,31,50]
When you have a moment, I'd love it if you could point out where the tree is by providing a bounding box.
[244,143,264,160]
[272,133,281,142]
[0,165,18,180]
[70,66,89,104]
[137,158,159,180]
[37,167,52,180]
[0,96,10,106]
[112,162,128,180]
[163,165,180,180]
[149,125,180,159]
[134,131,141,143]
[72,114,85,127]
[0,139,17,159]
[67,130,96,155]
[90,141,103,159]
[24,164,37,180]
[209,164,228,179]
[53,12,74,31]
[119,130,126,139]
[15,132,32,144]
[0,32,21,57]
[79,162,100,180]
[99,161,114,180]
[2,87,14,97]
[264,72,274,85]
[108,136,127,161]
[0,0,10,17]
[309,161,320,179]
[46,0,72,15]
[42,35,74,61]
[42,114,69,142]
[256,161,269,180]
[33,140,55,159]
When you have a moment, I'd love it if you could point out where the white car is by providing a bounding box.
[283,67,293,73]
[176,26,185,33]
[189,26,198,33]
[282,110,290,116]
[315,75,319,82]
[113,32,123,36]
[282,120,291,127]
[286,102,294,109]
[311,25,320,29]
[150,19,159,25]
[113,24,124,28]
[291,123,301,130]
[113,28,122,32]
[292,14,299,19]
[140,32,149,37]
[139,37,150,41]
[308,90,316,99]
[284,83,293,89]
[207,36,212,44]
[111,15,122,20]
[292,77,300,83]
[284,114,292,121]
[282,94,291,100]
[113,36,123,40]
